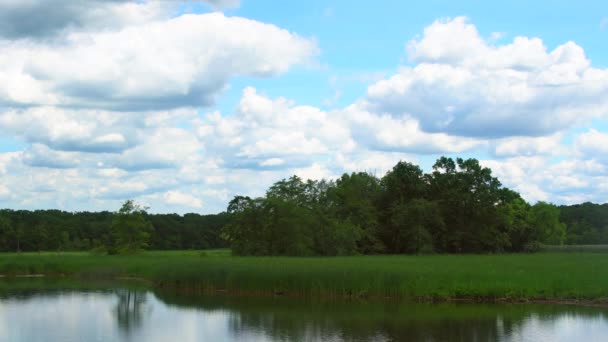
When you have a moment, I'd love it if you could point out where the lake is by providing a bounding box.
[1,279,608,341]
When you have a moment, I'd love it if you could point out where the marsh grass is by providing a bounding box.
[1,251,607,301]
[541,245,608,253]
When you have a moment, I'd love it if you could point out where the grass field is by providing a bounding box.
[541,244,608,253]
[1,250,607,301]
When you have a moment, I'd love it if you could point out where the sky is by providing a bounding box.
[0,0,607,214]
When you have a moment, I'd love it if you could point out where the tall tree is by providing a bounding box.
[531,202,566,245]
[328,172,384,253]
[110,200,154,254]
[428,157,505,253]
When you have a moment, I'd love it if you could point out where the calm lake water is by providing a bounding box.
[1,280,608,342]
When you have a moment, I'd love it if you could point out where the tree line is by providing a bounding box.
[0,157,606,255]
[0,202,229,253]
[224,157,567,255]
[560,202,608,244]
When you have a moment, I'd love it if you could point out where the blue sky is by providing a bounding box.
[0,0,607,213]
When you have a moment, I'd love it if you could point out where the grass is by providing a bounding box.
[541,244,608,253]
[1,250,608,301]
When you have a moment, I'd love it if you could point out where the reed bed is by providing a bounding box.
[1,250,607,301]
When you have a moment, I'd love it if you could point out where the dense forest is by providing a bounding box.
[560,202,608,244]
[0,207,229,252]
[224,157,567,255]
[0,157,607,254]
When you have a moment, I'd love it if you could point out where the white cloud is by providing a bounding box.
[575,129,608,158]
[111,127,202,171]
[0,14,607,213]
[164,191,203,208]
[367,17,608,138]
[493,134,564,157]
[0,183,10,200]
[0,1,242,40]
[333,151,415,177]
[292,163,335,181]
[195,87,355,169]
[345,101,482,154]
[482,155,608,204]
[0,13,317,111]
[0,0,166,39]
[260,158,285,167]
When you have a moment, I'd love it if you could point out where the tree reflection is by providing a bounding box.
[155,291,608,342]
[114,289,149,336]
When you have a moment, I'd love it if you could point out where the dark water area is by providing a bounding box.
[1,279,608,341]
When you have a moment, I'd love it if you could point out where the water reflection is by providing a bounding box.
[114,289,150,336]
[1,279,608,342]
[159,293,608,342]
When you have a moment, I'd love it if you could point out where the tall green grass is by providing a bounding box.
[1,251,607,301]
[541,245,608,253]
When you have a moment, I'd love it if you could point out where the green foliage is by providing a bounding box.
[0,209,229,253]
[530,202,566,245]
[2,251,608,301]
[427,157,506,253]
[4,156,599,256]
[0,213,11,251]
[225,157,562,256]
[387,199,443,254]
[224,177,361,256]
[110,200,154,254]
[327,172,383,253]
[560,202,608,244]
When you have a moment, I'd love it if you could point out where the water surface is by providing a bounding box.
[1,279,607,341]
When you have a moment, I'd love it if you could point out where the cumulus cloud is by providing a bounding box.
[193,87,481,175]
[194,87,355,169]
[0,0,158,39]
[0,13,607,212]
[0,1,240,40]
[0,107,135,153]
[493,134,565,157]
[22,144,81,169]
[482,156,608,204]
[0,13,317,111]
[164,191,203,208]
[345,101,483,154]
[575,129,608,159]
[366,17,608,138]
[110,127,202,171]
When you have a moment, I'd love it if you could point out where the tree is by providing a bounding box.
[110,200,154,254]
[388,199,444,254]
[379,161,428,253]
[495,197,534,252]
[327,172,384,253]
[531,202,566,245]
[0,213,11,251]
[427,157,505,253]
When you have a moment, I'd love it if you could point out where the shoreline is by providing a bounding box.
[2,272,608,308]
[2,251,608,308]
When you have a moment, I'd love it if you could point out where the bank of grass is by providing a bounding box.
[541,244,608,253]
[1,250,607,302]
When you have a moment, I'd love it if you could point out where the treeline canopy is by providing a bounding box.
[560,202,608,244]
[0,208,229,252]
[224,157,567,255]
[0,157,606,255]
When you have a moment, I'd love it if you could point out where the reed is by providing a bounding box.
[1,250,607,301]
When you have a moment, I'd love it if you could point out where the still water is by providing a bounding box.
[1,280,608,342]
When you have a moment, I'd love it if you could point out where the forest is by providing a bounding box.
[0,207,229,253]
[0,157,606,255]
[225,157,567,255]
